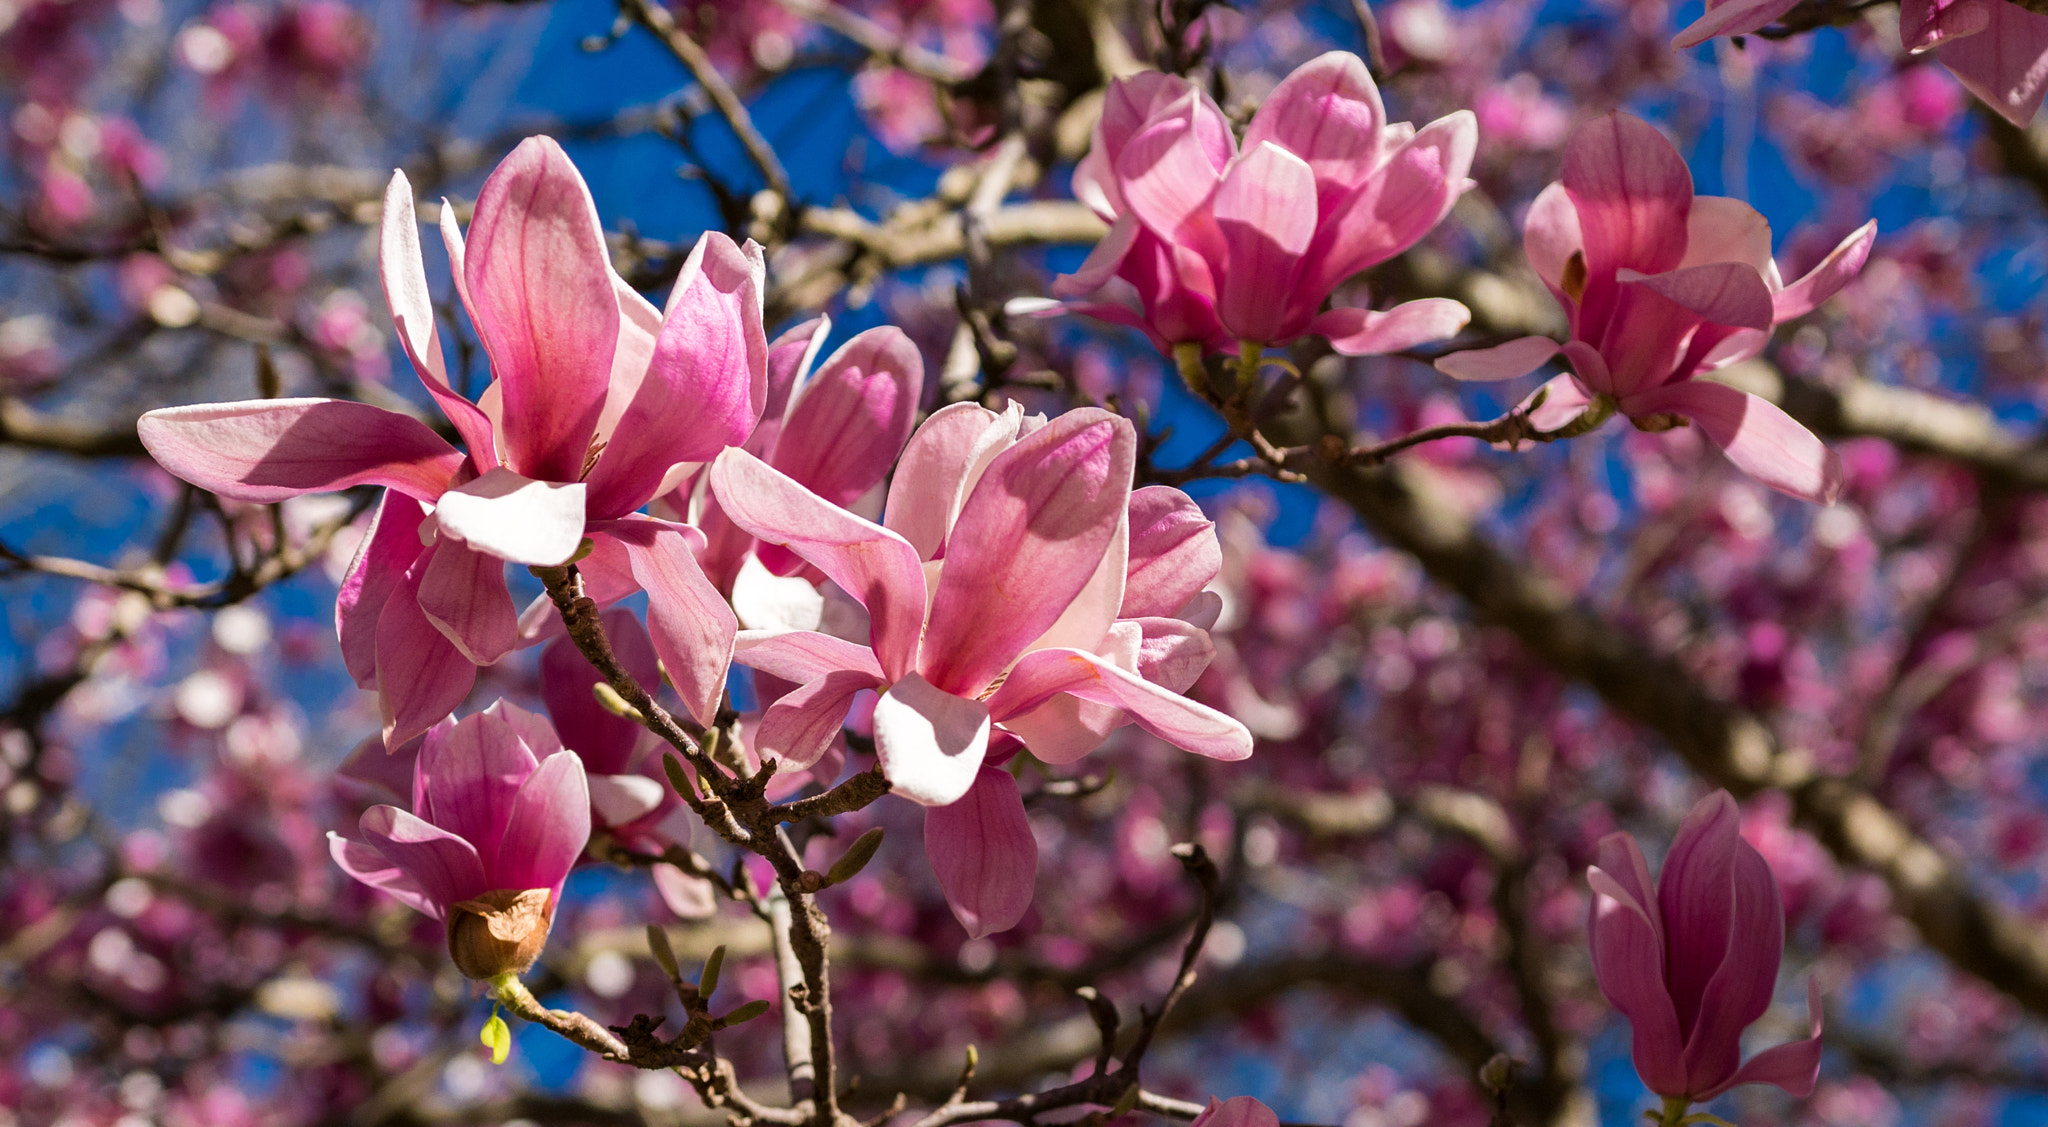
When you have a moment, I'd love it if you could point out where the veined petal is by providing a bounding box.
[998,622,1142,765]
[883,401,1024,561]
[1122,486,1220,619]
[540,607,658,776]
[1213,142,1319,343]
[1695,979,1824,1101]
[139,399,461,503]
[1680,834,1788,1097]
[1680,197,1774,275]
[1435,336,1563,382]
[1772,220,1876,321]
[1241,51,1388,206]
[1523,182,1585,299]
[432,466,587,567]
[757,669,884,770]
[926,765,1038,938]
[337,492,429,690]
[586,232,768,517]
[416,708,540,868]
[1523,373,1596,432]
[415,540,521,666]
[1306,110,1476,297]
[1902,0,1993,52]
[380,172,499,467]
[328,832,441,918]
[1053,210,1143,299]
[359,805,490,911]
[734,629,887,684]
[1672,0,1806,47]
[1561,113,1693,278]
[773,326,924,507]
[494,750,591,891]
[1621,381,1842,504]
[1617,262,1774,330]
[1656,791,1744,1040]
[761,316,832,442]
[986,647,1252,761]
[377,553,479,749]
[1135,616,1216,693]
[462,136,618,482]
[588,772,666,827]
[921,409,1135,698]
[1588,843,1688,1098]
[1116,109,1227,266]
[593,519,738,726]
[587,273,663,449]
[1311,298,1471,357]
[710,448,927,682]
[873,673,991,807]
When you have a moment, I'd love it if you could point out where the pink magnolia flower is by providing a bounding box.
[329,701,591,980]
[709,404,1251,936]
[1190,1097,1278,1127]
[685,316,925,595]
[137,136,764,745]
[1674,0,2048,127]
[1053,52,1475,356]
[1435,113,1875,504]
[1588,790,1824,1105]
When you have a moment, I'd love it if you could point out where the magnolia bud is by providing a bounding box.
[447,888,555,980]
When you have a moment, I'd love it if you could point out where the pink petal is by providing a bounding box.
[380,172,499,467]
[1772,220,1876,321]
[1027,509,1129,656]
[1135,616,1216,693]
[1671,0,1806,47]
[710,448,927,682]
[1088,75,1231,213]
[1115,108,1227,267]
[541,607,658,776]
[1902,0,1993,52]
[416,708,541,868]
[1053,210,1143,298]
[653,862,720,919]
[138,399,461,503]
[1587,838,1688,1098]
[1680,197,1775,275]
[359,805,489,910]
[1192,1097,1280,1127]
[1621,381,1842,503]
[1680,834,1788,1097]
[1695,979,1824,1101]
[873,672,992,807]
[376,556,478,749]
[1435,335,1563,382]
[920,409,1135,698]
[1523,374,1596,433]
[431,465,588,566]
[1523,182,1585,300]
[1561,113,1693,278]
[926,765,1038,938]
[1617,262,1775,330]
[586,232,768,518]
[757,669,885,770]
[1655,791,1744,1040]
[486,699,565,759]
[588,274,664,450]
[765,316,832,425]
[494,749,591,890]
[461,136,618,482]
[1310,297,1471,357]
[883,402,1024,561]
[337,492,429,690]
[1000,622,1141,765]
[772,325,924,506]
[415,540,520,666]
[328,832,441,918]
[733,629,886,684]
[1306,110,1477,298]
[986,647,1252,761]
[1212,142,1319,343]
[588,773,666,827]
[593,519,738,726]
[1121,486,1220,618]
[1240,51,1388,206]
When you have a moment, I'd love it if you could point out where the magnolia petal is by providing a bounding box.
[1122,486,1221,618]
[883,401,1024,561]
[734,629,887,684]
[1191,1098,1280,1127]
[1308,110,1477,296]
[1116,108,1228,265]
[359,805,490,910]
[540,607,658,776]
[1135,616,1216,693]
[1680,197,1775,275]
[416,709,539,869]
[328,832,441,918]
[1053,210,1143,298]
[1902,0,1994,52]
[1671,0,1806,47]
[381,172,500,467]
[1772,220,1876,321]
[873,673,992,807]
[1617,262,1774,331]
[138,399,461,503]
[416,540,521,666]
[1212,142,1319,343]
[495,750,592,891]
[461,137,618,482]
[1436,336,1563,382]
[1622,381,1842,504]
[926,765,1038,938]
[376,555,478,749]
[1680,834,1789,1096]
[1241,50,1388,204]
[986,647,1252,761]
[1656,791,1744,1038]
[1561,113,1693,278]
[757,669,883,769]
[710,448,927,681]
[432,467,588,566]
[1696,979,1824,1101]
[1311,298,1471,357]
[653,862,720,919]
[1587,844,1689,1098]
[337,492,429,690]
[773,326,924,507]
[588,772,667,827]
[595,519,738,726]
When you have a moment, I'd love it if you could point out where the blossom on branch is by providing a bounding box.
[136,136,765,744]
[1435,112,1875,504]
[1587,790,1824,1106]
[1052,52,1476,357]
[329,701,591,981]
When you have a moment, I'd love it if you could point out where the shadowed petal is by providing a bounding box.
[1656,791,1744,1039]
[1588,839,1688,1098]
[377,551,478,749]
[772,326,924,506]
[1121,486,1220,619]
[1212,142,1318,342]
[1772,221,1876,321]
[1617,263,1774,330]
[1241,51,1387,204]
[986,647,1252,761]
[328,832,441,918]
[873,673,992,807]
[1436,336,1563,382]
[927,765,1038,938]
[541,607,659,776]
[337,492,429,689]
[757,669,885,769]
[416,540,521,666]
[883,402,1024,561]
[359,805,489,910]
[734,630,887,684]
[1696,979,1824,1101]
[1307,110,1476,297]
[416,708,540,867]
[139,399,461,503]
[1680,835,1788,1096]
[593,519,738,726]
[494,750,591,891]
[1311,298,1471,357]
[1561,113,1693,278]
[1621,381,1842,504]
[1671,0,1805,47]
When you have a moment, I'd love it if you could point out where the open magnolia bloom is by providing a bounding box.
[709,404,1251,936]
[1588,791,1824,1106]
[329,702,590,980]
[1674,0,2048,127]
[682,316,925,595]
[1052,51,1474,357]
[136,136,763,745]
[1434,113,1875,504]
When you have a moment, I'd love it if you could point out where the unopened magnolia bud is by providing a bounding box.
[825,827,885,886]
[699,944,726,997]
[447,888,555,981]
[646,924,680,981]
[592,682,644,722]
[715,998,771,1028]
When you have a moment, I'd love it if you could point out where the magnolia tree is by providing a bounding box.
[7,1,2048,1125]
